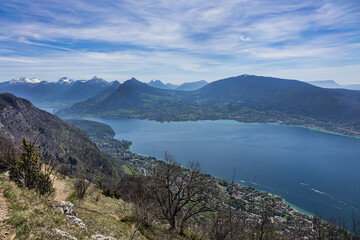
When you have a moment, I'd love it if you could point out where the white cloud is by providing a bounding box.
[0,0,359,83]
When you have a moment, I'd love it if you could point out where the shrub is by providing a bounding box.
[74,177,90,199]
[102,187,121,199]
[0,151,16,173]
[8,138,54,195]
[68,156,78,166]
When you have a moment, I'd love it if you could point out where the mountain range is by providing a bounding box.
[56,75,360,136]
[0,76,115,108]
[147,79,208,91]
[0,77,208,108]
[2,74,360,136]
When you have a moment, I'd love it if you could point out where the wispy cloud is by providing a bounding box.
[0,0,359,83]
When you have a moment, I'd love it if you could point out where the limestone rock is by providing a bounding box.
[55,229,78,240]
[91,234,117,240]
[66,215,87,229]
[56,201,77,216]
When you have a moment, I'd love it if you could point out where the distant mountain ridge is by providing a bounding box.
[57,76,75,84]
[0,76,208,108]
[147,80,174,89]
[57,74,360,136]
[8,77,43,84]
[177,80,208,91]
[344,84,360,90]
[2,76,108,86]
[0,76,113,108]
[307,80,343,89]
[147,79,208,91]
[307,80,360,90]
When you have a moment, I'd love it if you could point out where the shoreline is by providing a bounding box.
[284,200,314,216]
[125,146,315,219]
[306,127,360,139]
[80,115,360,139]
[206,119,360,139]
[280,123,360,139]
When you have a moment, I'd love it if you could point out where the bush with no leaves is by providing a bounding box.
[74,177,90,199]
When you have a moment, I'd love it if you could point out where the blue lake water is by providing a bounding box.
[84,117,360,221]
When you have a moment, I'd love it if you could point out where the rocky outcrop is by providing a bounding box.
[91,235,117,240]
[55,229,78,240]
[56,201,77,216]
[55,200,87,229]
[66,215,87,229]
[55,201,118,238]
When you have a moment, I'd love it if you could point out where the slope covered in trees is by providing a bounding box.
[0,93,120,181]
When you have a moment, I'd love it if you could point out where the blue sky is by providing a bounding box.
[0,0,359,84]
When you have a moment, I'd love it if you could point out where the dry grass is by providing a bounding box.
[0,174,145,240]
[0,175,87,239]
[0,173,195,240]
[70,185,144,239]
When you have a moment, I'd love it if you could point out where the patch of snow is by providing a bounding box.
[89,76,107,84]
[9,77,42,84]
[58,77,74,84]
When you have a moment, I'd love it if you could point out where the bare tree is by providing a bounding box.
[152,152,213,235]
[74,176,90,199]
[130,200,159,240]
[352,210,360,237]
[0,151,16,173]
[256,204,274,240]
[117,174,159,239]
[208,167,245,240]
[209,205,247,240]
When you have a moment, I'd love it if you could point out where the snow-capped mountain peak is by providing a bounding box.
[85,76,108,85]
[57,77,74,84]
[89,76,105,82]
[9,77,43,84]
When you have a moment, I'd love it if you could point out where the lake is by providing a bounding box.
[84,117,360,221]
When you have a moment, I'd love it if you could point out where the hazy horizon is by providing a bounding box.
[1,74,356,87]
